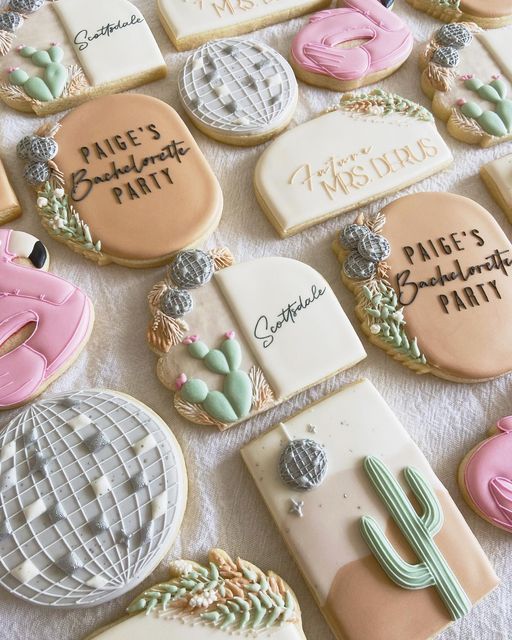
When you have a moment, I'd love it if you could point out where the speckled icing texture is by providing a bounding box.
[242,379,498,640]
[255,91,452,236]
[0,389,187,606]
[179,39,297,138]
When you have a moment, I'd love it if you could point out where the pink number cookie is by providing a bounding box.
[459,416,512,533]
[0,229,94,409]
[290,0,413,91]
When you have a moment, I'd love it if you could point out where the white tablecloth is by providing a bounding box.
[0,0,511,638]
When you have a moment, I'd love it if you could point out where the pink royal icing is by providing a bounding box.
[0,229,93,408]
[464,416,512,533]
[291,0,413,83]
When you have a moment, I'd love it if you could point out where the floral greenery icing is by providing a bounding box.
[126,549,298,632]
[334,88,434,123]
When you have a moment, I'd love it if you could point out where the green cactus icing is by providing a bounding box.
[360,456,471,620]
[460,77,512,138]
[9,45,68,102]
[180,333,252,424]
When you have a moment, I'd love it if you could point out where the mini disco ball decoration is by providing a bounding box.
[160,288,193,318]
[357,231,391,263]
[170,250,214,289]
[432,46,460,68]
[339,223,370,250]
[436,23,472,49]
[10,0,45,12]
[343,250,376,281]
[279,438,328,491]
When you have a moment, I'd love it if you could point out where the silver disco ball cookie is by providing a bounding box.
[343,251,376,281]
[160,288,193,318]
[9,0,45,12]
[170,249,214,289]
[339,223,370,250]
[358,232,391,263]
[432,46,460,68]
[0,11,23,33]
[279,439,328,491]
[0,389,186,607]
[436,23,472,49]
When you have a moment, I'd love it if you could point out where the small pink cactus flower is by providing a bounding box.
[50,42,59,46]
[6,67,18,74]
[224,330,236,340]
[175,373,187,390]
[16,44,25,51]
[459,73,474,81]
[492,74,502,80]
[456,98,466,106]
[182,334,199,345]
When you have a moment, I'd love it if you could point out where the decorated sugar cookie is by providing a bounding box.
[179,39,298,146]
[0,0,166,115]
[333,192,512,382]
[481,153,512,221]
[147,249,366,430]
[406,0,512,28]
[459,416,512,534]
[0,389,187,606]
[290,1,413,92]
[255,89,452,238]
[242,378,499,640]
[158,0,330,52]
[0,229,94,409]
[17,94,223,268]
[0,157,20,224]
[85,548,306,640]
[420,23,512,147]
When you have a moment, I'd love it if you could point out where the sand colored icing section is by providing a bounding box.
[0,159,20,223]
[88,611,306,640]
[242,379,498,639]
[479,28,512,81]
[214,257,366,398]
[461,0,512,19]
[53,94,223,263]
[255,108,452,236]
[481,153,512,217]
[383,192,512,380]
[54,0,165,86]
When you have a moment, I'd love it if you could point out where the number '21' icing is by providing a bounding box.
[0,229,93,408]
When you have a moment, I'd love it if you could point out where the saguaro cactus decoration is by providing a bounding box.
[176,331,252,424]
[8,44,68,102]
[459,77,512,137]
[360,456,471,620]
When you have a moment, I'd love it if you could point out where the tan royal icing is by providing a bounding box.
[241,379,498,640]
[382,192,512,380]
[483,153,512,210]
[461,0,512,19]
[53,93,222,262]
[0,159,20,220]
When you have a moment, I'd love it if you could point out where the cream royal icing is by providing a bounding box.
[148,252,366,429]
[157,0,330,51]
[242,378,499,640]
[290,1,413,87]
[406,0,512,26]
[0,158,20,224]
[0,229,93,409]
[0,389,187,607]
[481,153,512,219]
[179,39,298,141]
[255,90,453,237]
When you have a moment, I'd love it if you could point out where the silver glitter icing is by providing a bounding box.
[9,0,45,12]
[432,46,460,68]
[160,288,193,318]
[436,24,472,49]
[357,232,391,263]
[339,223,371,250]
[279,439,328,491]
[0,389,186,607]
[179,38,297,137]
[83,433,110,454]
[26,136,58,162]
[343,251,376,280]
[170,249,214,289]
[0,11,23,32]
[24,161,50,185]
[130,471,148,492]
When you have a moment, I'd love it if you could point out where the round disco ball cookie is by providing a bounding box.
[0,389,187,607]
[279,438,328,491]
[178,39,298,145]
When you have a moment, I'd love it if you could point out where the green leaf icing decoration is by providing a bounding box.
[9,45,68,102]
[338,88,434,122]
[360,456,471,620]
[460,78,512,138]
[37,182,102,253]
[126,550,298,632]
[180,333,252,424]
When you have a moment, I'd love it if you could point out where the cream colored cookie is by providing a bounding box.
[17,94,223,268]
[158,0,330,51]
[420,23,512,147]
[85,549,306,640]
[178,39,298,147]
[481,154,512,221]
[290,1,413,93]
[0,157,20,224]
[333,192,512,382]
[0,0,166,116]
[406,0,512,28]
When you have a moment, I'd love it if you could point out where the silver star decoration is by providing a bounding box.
[289,498,304,518]
[307,424,317,434]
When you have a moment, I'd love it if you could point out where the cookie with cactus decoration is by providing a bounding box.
[0,0,166,115]
[420,23,512,147]
[17,94,223,267]
[242,378,499,640]
[333,192,512,382]
[147,249,366,430]
[406,0,512,28]
[85,549,306,640]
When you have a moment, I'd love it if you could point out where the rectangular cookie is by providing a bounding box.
[0,157,20,224]
[242,379,498,640]
[481,154,512,221]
